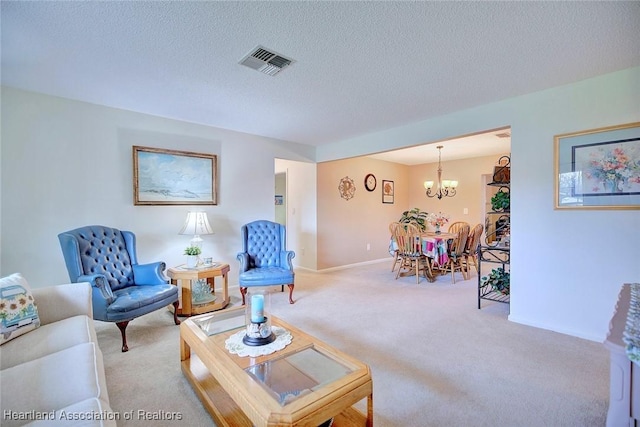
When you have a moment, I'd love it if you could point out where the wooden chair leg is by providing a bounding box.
[472,256,479,274]
[287,284,295,304]
[172,301,181,325]
[116,321,129,352]
[240,287,247,305]
[391,252,399,272]
[395,259,403,279]
[450,263,456,284]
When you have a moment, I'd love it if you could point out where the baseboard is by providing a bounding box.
[508,314,604,342]
[314,258,390,274]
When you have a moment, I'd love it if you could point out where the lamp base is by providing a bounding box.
[243,316,275,346]
[242,333,276,346]
[242,332,276,347]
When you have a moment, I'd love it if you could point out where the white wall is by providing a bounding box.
[0,87,316,288]
[275,159,318,271]
[317,66,640,341]
[2,67,639,342]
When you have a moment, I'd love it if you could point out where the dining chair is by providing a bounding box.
[391,223,432,284]
[463,223,484,276]
[440,223,470,283]
[448,221,470,234]
[389,222,403,272]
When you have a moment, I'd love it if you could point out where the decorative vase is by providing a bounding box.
[186,255,198,268]
[435,224,441,234]
[605,178,622,193]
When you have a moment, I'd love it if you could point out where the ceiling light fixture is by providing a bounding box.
[424,145,458,199]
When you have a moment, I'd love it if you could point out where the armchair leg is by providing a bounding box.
[116,321,129,353]
[288,284,295,304]
[172,301,181,325]
[241,285,294,304]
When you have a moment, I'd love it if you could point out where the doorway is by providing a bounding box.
[275,171,286,226]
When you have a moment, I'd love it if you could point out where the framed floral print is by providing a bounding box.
[554,122,640,209]
[382,180,394,204]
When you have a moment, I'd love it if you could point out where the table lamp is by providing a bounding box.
[179,211,213,250]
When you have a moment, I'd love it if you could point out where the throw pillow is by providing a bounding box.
[0,273,41,345]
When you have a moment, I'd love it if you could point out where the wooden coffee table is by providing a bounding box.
[180,307,373,426]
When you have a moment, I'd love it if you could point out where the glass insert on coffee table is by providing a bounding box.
[180,306,373,427]
[247,346,355,406]
[192,308,245,336]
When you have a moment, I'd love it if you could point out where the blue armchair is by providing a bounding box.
[237,220,295,304]
[58,225,180,352]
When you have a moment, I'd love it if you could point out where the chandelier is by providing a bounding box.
[424,145,458,199]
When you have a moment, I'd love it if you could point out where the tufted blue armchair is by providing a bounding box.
[237,220,295,304]
[58,225,180,352]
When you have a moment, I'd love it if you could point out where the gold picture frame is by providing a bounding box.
[554,122,640,210]
[133,146,218,206]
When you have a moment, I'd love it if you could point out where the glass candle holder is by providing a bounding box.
[243,289,275,346]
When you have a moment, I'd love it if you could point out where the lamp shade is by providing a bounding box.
[179,211,213,236]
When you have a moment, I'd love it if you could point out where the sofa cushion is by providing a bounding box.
[24,398,117,427]
[0,273,40,345]
[0,315,97,370]
[0,342,110,426]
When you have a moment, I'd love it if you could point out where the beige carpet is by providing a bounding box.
[95,262,610,426]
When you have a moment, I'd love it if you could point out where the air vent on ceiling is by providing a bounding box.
[239,46,294,76]
[495,132,511,139]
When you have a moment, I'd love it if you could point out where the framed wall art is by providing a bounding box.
[554,122,640,210]
[133,146,218,206]
[382,180,394,204]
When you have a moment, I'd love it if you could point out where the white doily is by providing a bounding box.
[225,326,292,357]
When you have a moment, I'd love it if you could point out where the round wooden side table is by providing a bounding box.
[167,263,230,316]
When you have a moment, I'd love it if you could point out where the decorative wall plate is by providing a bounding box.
[338,176,356,200]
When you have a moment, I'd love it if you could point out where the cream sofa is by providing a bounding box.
[0,281,116,427]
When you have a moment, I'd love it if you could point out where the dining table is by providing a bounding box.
[420,232,456,268]
[389,231,457,282]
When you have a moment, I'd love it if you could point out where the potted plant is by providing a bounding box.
[399,208,429,232]
[480,267,510,295]
[490,190,510,212]
[184,246,202,268]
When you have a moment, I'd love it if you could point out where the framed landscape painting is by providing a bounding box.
[554,122,640,210]
[133,146,218,206]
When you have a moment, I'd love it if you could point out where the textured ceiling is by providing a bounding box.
[2,1,639,155]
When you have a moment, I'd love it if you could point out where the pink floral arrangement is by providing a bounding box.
[426,212,450,227]
[585,146,640,193]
